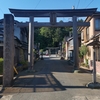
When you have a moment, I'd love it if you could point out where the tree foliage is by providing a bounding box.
[77,19,84,22]
[79,45,88,58]
[34,26,71,49]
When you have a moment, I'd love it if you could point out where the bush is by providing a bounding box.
[39,49,43,55]
[79,45,88,58]
[80,59,89,68]
[85,58,89,68]
[0,58,3,74]
[80,62,85,66]
[20,60,28,70]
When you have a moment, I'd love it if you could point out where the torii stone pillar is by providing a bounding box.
[28,16,34,69]
[73,16,79,69]
[3,14,14,87]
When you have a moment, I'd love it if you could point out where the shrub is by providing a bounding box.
[80,59,89,68]
[79,45,88,58]
[0,58,3,74]
[20,60,28,69]
[85,58,89,68]
[39,49,43,54]
[80,62,85,66]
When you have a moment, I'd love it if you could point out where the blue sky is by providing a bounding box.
[0,0,100,22]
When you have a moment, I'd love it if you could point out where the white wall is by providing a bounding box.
[89,18,95,38]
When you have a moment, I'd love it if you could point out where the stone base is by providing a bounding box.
[74,70,80,73]
[60,57,65,60]
[86,82,100,89]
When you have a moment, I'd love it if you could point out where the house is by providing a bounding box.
[79,12,100,74]
[66,36,73,60]
[0,19,28,65]
[65,33,81,62]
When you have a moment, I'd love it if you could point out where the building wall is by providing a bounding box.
[68,39,73,59]
[65,42,68,59]
[66,35,80,61]
[0,23,28,65]
[81,17,95,63]
[14,25,20,40]
[81,16,100,74]
[89,17,100,74]
[86,18,94,64]
[89,18,95,38]
[20,28,28,43]
[96,61,100,74]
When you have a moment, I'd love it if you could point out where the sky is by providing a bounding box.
[0,0,100,22]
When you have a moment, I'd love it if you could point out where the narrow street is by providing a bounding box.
[0,55,100,100]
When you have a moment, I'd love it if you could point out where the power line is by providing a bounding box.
[76,0,80,9]
[0,8,3,14]
[86,0,94,8]
[34,0,41,9]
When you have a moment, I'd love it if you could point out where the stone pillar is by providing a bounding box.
[50,12,56,25]
[28,16,34,69]
[73,16,79,69]
[3,14,14,87]
[93,45,96,83]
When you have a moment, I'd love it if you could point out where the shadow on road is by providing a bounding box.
[2,72,66,93]
[1,57,88,94]
[0,95,3,98]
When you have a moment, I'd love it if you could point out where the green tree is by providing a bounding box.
[34,26,71,49]
[79,45,88,58]
[34,28,40,44]
[78,19,84,22]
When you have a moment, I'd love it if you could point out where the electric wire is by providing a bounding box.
[34,0,41,9]
[86,0,94,8]
[76,0,80,9]
[0,8,3,14]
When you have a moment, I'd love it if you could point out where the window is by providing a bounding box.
[81,31,84,41]
[86,27,89,40]
[95,18,100,31]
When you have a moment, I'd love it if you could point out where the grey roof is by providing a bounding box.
[0,18,19,24]
[9,8,97,17]
[67,34,81,42]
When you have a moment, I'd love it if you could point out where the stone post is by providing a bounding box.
[93,45,96,83]
[73,16,79,69]
[50,12,56,25]
[28,16,34,69]
[3,14,14,87]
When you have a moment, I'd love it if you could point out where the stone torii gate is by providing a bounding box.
[3,8,97,86]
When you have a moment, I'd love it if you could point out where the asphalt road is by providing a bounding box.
[0,55,100,100]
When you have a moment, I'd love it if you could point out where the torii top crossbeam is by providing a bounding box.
[9,8,97,17]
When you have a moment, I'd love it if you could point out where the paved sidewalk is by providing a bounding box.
[0,55,100,100]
